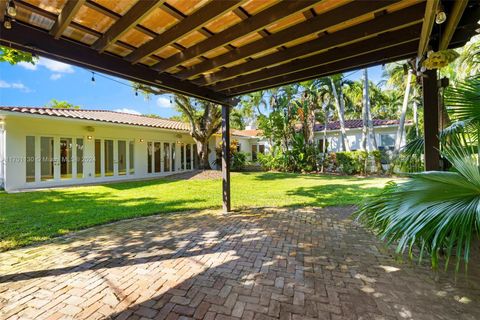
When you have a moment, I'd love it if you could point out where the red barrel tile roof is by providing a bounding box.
[0,106,190,131]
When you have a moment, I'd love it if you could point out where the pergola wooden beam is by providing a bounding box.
[92,0,164,53]
[151,0,319,73]
[439,0,469,50]
[49,0,86,39]
[199,5,424,88]
[222,41,418,96]
[2,22,230,105]
[212,24,422,91]
[175,0,401,80]
[0,0,7,22]
[125,0,245,64]
[417,0,440,57]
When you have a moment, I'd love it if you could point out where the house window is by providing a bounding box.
[171,144,176,172]
[77,138,84,178]
[147,142,153,173]
[40,137,54,181]
[104,140,114,177]
[129,141,134,175]
[181,144,185,170]
[164,143,170,172]
[193,144,199,170]
[60,138,73,180]
[186,144,192,170]
[95,139,102,177]
[154,142,161,173]
[380,134,395,149]
[118,140,127,176]
[258,145,265,155]
[26,136,35,182]
[251,145,258,161]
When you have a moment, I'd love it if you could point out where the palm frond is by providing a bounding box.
[355,145,480,273]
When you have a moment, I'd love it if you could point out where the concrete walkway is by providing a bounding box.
[0,207,479,320]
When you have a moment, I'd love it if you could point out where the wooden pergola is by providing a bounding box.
[1,0,479,212]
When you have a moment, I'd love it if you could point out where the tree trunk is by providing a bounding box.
[193,137,211,170]
[361,68,369,151]
[330,77,350,151]
[413,87,419,137]
[395,69,413,152]
[367,104,378,150]
[321,105,329,173]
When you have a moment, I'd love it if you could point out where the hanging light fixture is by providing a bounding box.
[3,16,12,30]
[7,0,16,17]
[135,90,138,96]
[91,72,95,82]
[170,96,172,104]
[435,4,446,24]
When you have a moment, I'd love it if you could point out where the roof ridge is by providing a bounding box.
[0,106,184,123]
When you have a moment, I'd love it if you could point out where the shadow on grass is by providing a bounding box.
[249,171,382,182]
[0,187,209,251]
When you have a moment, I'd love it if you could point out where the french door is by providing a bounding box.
[26,135,84,183]
[94,139,134,178]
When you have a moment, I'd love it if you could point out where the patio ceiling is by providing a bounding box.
[1,0,478,105]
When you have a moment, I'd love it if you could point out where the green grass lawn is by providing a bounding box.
[0,172,392,251]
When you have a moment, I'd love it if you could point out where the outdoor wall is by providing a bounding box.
[2,114,197,191]
[315,125,410,152]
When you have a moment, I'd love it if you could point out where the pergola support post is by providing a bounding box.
[221,104,231,213]
[422,69,440,171]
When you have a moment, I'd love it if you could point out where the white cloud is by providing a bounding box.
[50,73,62,80]
[0,80,30,92]
[17,61,37,70]
[157,96,172,108]
[114,108,141,115]
[38,58,74,73]
[18,57,74,74]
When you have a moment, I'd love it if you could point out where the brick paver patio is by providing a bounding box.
[0,207,479,320]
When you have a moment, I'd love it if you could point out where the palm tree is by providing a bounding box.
[394,68,413,152]
[317,75,351,151]
[356,76,480,273]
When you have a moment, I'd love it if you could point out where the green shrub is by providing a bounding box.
[232,152,248,171]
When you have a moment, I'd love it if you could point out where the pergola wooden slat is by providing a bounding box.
[176,0,403,80]
[92,0,165,53]
[198,4,425,88]
[151,0,319,73]
[49,0,85,39]
[1,0,478,212]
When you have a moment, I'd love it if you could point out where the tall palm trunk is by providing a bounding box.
[394,69,413,152]
[321,104,329,173]
[367,103,378,150]
[412,87,419,137]
[330,77,350,151]
[361,69,369,151]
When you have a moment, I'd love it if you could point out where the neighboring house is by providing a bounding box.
[314,119,412,152]
[208,127,269,166]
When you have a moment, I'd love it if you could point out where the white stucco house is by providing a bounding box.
[0,106,409,191]
[314,119,411,152]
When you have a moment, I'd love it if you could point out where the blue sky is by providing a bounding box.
[0,57,384,118]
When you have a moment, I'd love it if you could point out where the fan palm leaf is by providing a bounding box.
[355,144,480,272]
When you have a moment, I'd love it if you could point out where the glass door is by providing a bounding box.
[104,140,114,177]
[40,137,54,181]
[118,140,127,176]
[60,138,73,180]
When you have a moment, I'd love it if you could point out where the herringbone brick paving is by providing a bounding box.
[0,207,479,320]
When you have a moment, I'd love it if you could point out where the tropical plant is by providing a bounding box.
[0,46,37,65]
[47,99,80,109]
[355,143,480,273]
